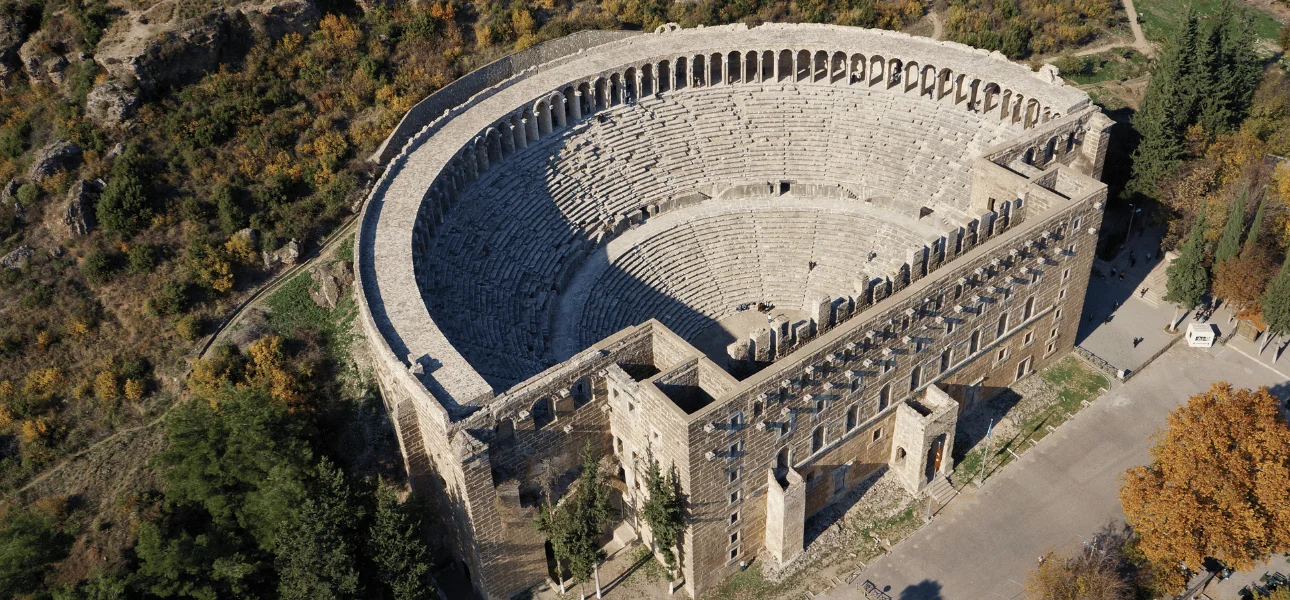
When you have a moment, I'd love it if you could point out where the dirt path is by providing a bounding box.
[1121,0,1154,57]
[6,213,363,502]
[929,9,944,41]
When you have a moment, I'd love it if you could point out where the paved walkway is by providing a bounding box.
[832,343,1288,600]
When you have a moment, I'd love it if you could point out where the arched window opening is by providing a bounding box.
[878,384,891,411]
[940,348,952,374]
[1024,297,1035,320]
[909,365,922,392]
[846,405,858,431]
[811,426,826,454]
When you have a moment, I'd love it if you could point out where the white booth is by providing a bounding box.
[1186,323,1216,348]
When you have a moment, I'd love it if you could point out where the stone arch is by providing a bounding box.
[744,50,758,83]
[796,49,811,82]
[674,56,688,89]
[1025,98,1040,128]
[692,54,706,87]
[778,49,794,82]
[562,86,578,122]
[811,424,826,453]
[532,397,554,430]
[484,127,503,164]
[938,68,955,100]
[1045,136,1058,163]
[903,60,919,92]
[550,92,567,128]
[534,99,552,135]
[510,113,526,151]
[982,82,1001,115]
[909,364,922,392]
[760,50,775,82]
[869,55,885,86]
[879,384,891,411]
[1066,131,1078,154]
[1023,147,1035,165]
[921,64,937,98]
[999,89,1013,121]
[572,376,592,408]
[887,58,903,89]
[494,418,515,448]
[725,51,741,84]
[776,447,790,472]
[623,67,637,102]
[895,446,907,465]
[1042,106,1052,123]
[593,77,607,109]
[709,52,722,86]
[846,404,858,430]
[830,51,846,84]
[609,72,622,105]
[813,50,828,82]
[470,138,487,173]
[641,62,654,96]
[576,81,592,116]
[850,53,865,84]
[657,60,671,93]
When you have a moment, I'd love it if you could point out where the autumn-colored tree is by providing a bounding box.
[1212,245,1273,310]
[1120,383,1290,591]
[93,371,119,402]
[123,378,145,401]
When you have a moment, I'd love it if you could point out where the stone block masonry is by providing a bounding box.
[355,22,1111,600]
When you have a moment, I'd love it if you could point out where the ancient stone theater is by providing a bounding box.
[356,22,1113,599]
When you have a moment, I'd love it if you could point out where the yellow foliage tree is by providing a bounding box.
[246,335,305,406]
[22,368,60,402]
[65,318,90,337]
[1120,383,1290,589]
[0,405,13,428]
[21,419,48,444]
[94,371,119,402]
[123,378,145,401]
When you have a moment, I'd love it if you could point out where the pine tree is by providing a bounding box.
[1196,8,1232,136]
[368,481,434,600]
[1220,12,1263,127]
[275,459,365,600]
[1243,193,1266,256]
[641,453,685,591]
[1215,189,1246,264]
[535,449,615,600]
[1128,11,1201,197]
[1164,207,1210,330]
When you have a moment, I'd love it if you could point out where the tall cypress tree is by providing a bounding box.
[1243,193,1266,256]
[1196,8,1232,136]
[1260,253,1290,351]
[1220,12,1263,127]
[1128,10,1201,197]
[1164,206,1211,329]
[1215,190,1246,264]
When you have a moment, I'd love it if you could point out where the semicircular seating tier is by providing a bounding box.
[418,83,1018,389]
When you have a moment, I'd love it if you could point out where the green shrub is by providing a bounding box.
[15,183,38,207]
[147,280,189,316]
[81,250,119,284]
[175,314,203,341]
[127,243,158,275]
[213,185,246,235]
[96,147,153,238]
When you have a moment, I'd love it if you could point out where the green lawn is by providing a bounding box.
[264,272,357,358]
[1056,48,1151,86]
[1134,0,1285,44]
[952,357,1109,487]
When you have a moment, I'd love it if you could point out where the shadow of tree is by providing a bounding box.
[898,578,944,600]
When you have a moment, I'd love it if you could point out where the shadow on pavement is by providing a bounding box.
[897,579,944,600]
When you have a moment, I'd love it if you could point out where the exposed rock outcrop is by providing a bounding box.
[1,244,32,269]
[62,179,103,237]
[18,33,69,85]
[94,0,319,94]
[27,140,81,182]
[0,13,32,78]
[85,79,141,128]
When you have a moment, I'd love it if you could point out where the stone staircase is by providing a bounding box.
[1137,252,1175,308]
[927,476,956,506]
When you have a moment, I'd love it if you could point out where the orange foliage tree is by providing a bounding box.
[1120,383,1290,589]
[1212,247,1274,311]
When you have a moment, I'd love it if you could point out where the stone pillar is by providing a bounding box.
[889,385,960,498]
[571,91,583,121]
[810,296,832,332]
[751,327,772,362]
[770,316,790,357]
[764,468,805,564]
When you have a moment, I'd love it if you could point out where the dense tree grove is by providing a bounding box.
[944,0,1117,58]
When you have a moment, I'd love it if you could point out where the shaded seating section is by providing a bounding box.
[420,83,1016,389]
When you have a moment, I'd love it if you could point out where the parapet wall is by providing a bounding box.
[370,29,641,164]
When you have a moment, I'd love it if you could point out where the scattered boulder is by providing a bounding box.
[85,79,141,128]
[308,260,354,310]
[18,34,69,85]
[27,140,81,182]
[104,142,126,162]
[262,239,300,269]
[62,179,103,237]
[1,244,32,269]
[1,179,21,223]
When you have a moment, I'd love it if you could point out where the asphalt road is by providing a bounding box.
[832,343,1289,600]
